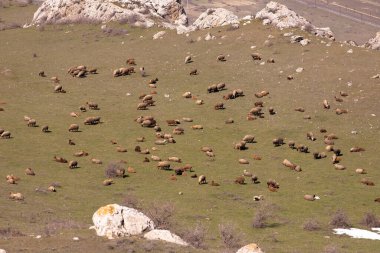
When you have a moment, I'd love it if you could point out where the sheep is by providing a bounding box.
[116,146,127,152]
[323,99,330,109]
[182,117,193,122]
[24,115,30,121]
[303,115,311,120]
[288,141,296,149]
[195,99,204,105]
[166,119,180,126]
[103,179,113,186]
[333,148,341,156]
[282,159,296,169]
[154,125,161,132]
[74,150,89,157]
[126,58,136,65]
[325,133,338,140]
[140,67,146,77]
[268,107,276,115]
[189,69,198,75]
[168,157,182,163]
[324,138,334,145]
[272,138,284,147]
[242,135,255,143]
[54,85,65,93]
[374,198,380,203]
[192,124,203,130]
[69,139,75,145]
[206,151,215,157]
[304,195,319,201]
[249,107,262,116]
[84,117,100,125]
[1,131,11,138]
[175,168,184,175]
[210,180,220,186]
[173,127,184,135]
[331,154,340,164]
[198,175,207,185]
[91,158,103,164]
[136,137,145,142]
[267,179,279,191]
[53,155,67,163]
[48,185,56,192]
[217,82,226,90]
[361,178,375,186]
[142,95,153,102]
[350,147,365,152]
[217,54,226,61]
[207,84,218,93]
[68,124,79,132]
[325,145,334,152]
[334,164,346,170]
[6,175,17,184]
[313,152,326,159]
[51,76,60,83]
[253,195,264,201]
[287,75,294,80]
[243,170,252,177]
[157,161,171,170]
[27,119,37,127]
[140,149,150,155]
[191,174,198,178]
[254,91,269,98]
[25,168,35,176]
[306,132,316,141]
[9,192,24,200]
[234,141,247,150]
[184,55,192,64]
[155,139,167,145]
[69,160,78,169]
[182,92,192,98]
[235,176,245,185]
[149,78,159,84]
[41,125,49,132]
[336,108,348,115]
[214,102,224,110]
[151,155,161,161]
[201,146,213,152]
[239,159,249,164]
[355,168,366,174]
[320,128,327,133]
[39,71,46,77]
[267,58,275,63]
[294,107,305,112]
[251,175,259,184]
[127,167,136,173]
[251,53,262,60]
[252,154,262,160]
[334,96,343,102]
[86,102,98,110]
[79,106,87,112]
[225,118,234,124]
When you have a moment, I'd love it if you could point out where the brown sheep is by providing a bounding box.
[225,118,234,124]
[268,107,276,115]
[69,139,75,145]
[54,85,65,93]
[173,127,184,135]
[68,124,79,132]
[151,155,161,161]
[272,138,284,147]
[86,102,99,110]
[239,159,249,164]
[1,131,11,138]
[25,168,35,176]
[103,179,113,186]
[214,103,224,110]
[234,141,247,150]
[210,180,220,186]
[350,147,365,152]
[201,146,213,152]
[54,155,67,163]
[9,192,24,200]
[252,154,262,160]
[74,150,89,157]
[127,167,136,173]
[206,151,215,157]
[136,137,145,142]
[251,53,262,60]
[242,135,255,143]
[267,179,280,192]
[334,164,346,170]
[294,107,305,112]
[336,108,348,115]
[313,152,326,159]
[38,71,46,77]
[69,160,78,169]
[306,132,316,141]
[182,117,193,122]
[168,157,182,163]
[192,125,203,130]
[41,125,49,132]
[189,69,198,75]
[355,168,366,174]
[282,159,296,169]
[27,119,37,127]
[91,158,103,164]
[296,144,308,153]
[157,161,171,170]
[288,141,296,149]
[116,146,127,152]
[166,119,180,126]
[304,194,318,201]
[323,99,330,109]
[217,54,226,62]
[126,58,136,65]
[361,178,375,186]
[235,176,245,185]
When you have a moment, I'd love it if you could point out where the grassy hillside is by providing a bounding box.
[0,7,379,253]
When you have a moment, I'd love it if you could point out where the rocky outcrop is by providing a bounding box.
[91,204,154,239]
[144,229,189,246]
[255,1,334,40]
[237,243,264,253]
[176,8,239,34]
[31,0,187,27]
[363,32,380,50]
[236,243,264,253]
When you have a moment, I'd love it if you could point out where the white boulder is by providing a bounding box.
[144,229,189,246]
[363,32,380,50]
[236,243,264,253]
[255,1,334,40]
[0,249,6,253]
[153,31,166,39]
[32,0,187,27]
[91,204,154,239]
[192,8,239,30]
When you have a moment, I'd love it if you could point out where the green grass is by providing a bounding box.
[0,8,380,252]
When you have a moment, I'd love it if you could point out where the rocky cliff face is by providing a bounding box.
[32,0,187,27]
[363,32,380,50]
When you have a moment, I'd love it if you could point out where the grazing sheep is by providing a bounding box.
[79,106,87,112]
[282,159,296,169]
[126,58,136,65]
[350,147,365,152]
[268,107,276,115]
[1,131,11,138]
[86,102,99,110]
[182,92,192,98]
[294,107,305,112]
[206,151,215,157]
[54,155,67,163]
[288,141,296,149]
[323,99,330,109]
[198,175,207,185]
[103,179,113,186]
[91,158,103,164]
[325,133,338,140]
[192,124,203,130]
[195,99,204,105]
[243,170,252,177]
[252,154,262,160]
[251,53,262,60]
[170,174,177,180]
[151,155,161,161]
[331,154,340,164]
[334,96,343,102]
[287,75,294,80]
[217,54,226,61]
[168,157,182,163]
[214,102,224,110]
[267,179,279,192]
[201,146,213,152]
[54,85,65,93]
[173,127,185,135]
[116,146,127,152]
[140,149,150,154]
[267,58,275,63]
[334,164,346,170]
[306,132,316,141]
[0,128,4,135]
[135,145,141,153]
[234,141,247,150]
[333,148,341,156]
[313,152,326,159]
[272,138,284,147]
[25,168,35,176]
[9,192,24,201]
[296,144,308,153]
[48,185,56,192]
[184,55,192,64]
[207,84,218,93]
[74,150,89,157]
[253,195,264,201]
[211,180,220,186]
[155,139,167,145]
[254,91,269,98]
[149,78,159,84]
[136,137,145,142]
[139,66,146,77]
[242,135,255,143]
[69,160,78,169]
[340,91,348,97]
[303,115,311,119]
[324,138,334,145]
[249,107,262,116]
[217,83,226,90]
[361,178,375,186]
[127,167,136,173]
[182,117,193,122]
[336,108,348,115]
[325,145,334,152]
[239,159,249,164]
[304,195,319,201]
[69,139,75,145]
[39,71,46,77]
[41,125,49,132]
[27,119,37,127]
[191,174,198,178]
[225,118,234,124]
[175,168,184,175]
[166,119,180,126]
[51,76,60,83]
[355,168,366,174]
[68,124,79,132]
[189,69,198,75]
[235,176,245,185]
[251,175,259,184]
[84,116,101,125]
[157,161,171,170]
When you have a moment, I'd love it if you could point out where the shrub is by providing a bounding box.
[252,202,278,228]
[218,223,243,250]
[303,218,321,231]
[146,202,175,229]
[0,227,25,238]
[44,219,83,236]
[361,212,380,228]
[105,162,125,178]
[181,223,207,249]
[324,245,339,253]
[329,210,351,228]
[102,27,128,37]
[0,22,21,31]
[122,194,140,209]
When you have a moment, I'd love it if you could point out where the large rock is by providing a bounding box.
[236,243,264,253]
[31,0,187,27]
[91,204,154,239]
[255,1,334,40]
[193,8,239,29]
[144,229,189,246]
[363,32,380,50]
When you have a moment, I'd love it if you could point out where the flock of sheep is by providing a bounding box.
[3,51,379,206]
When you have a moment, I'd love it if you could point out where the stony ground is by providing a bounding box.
[0,3,380,253]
